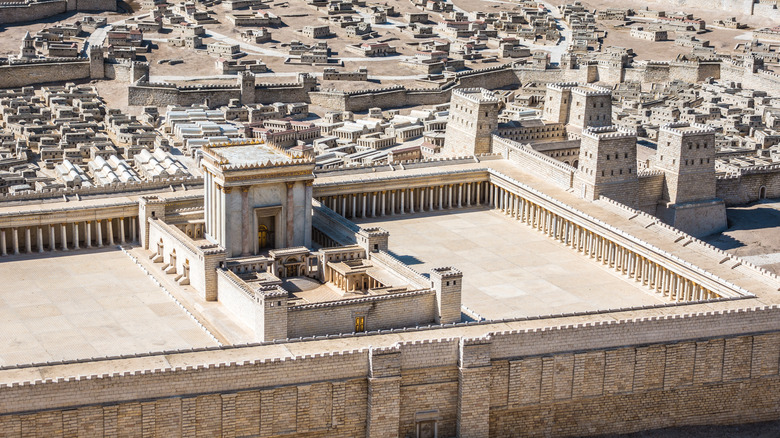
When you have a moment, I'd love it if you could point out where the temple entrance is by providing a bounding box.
[258,224,269,249]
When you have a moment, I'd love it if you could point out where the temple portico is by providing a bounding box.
[200,140,315,257]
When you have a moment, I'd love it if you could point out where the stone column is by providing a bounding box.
[119,217,126,244]
[96,220,103,247]
[381,191,386,216]
[429,187,435,211]
[49,225,56,251]
[85,221,92,248]
[409,189,414,214]
[131,217,137,243]
[12,228,19,255]
[286,182,295,247]
[400,190,405,214]
[37,227,44,253]
[466,183,472,207]
[390,191,395,215]
[241,187,250,256]
[476,182,481,206]
[73,223,79,250]
[351,193,357,219]
[341,195,347,217]
[61,223,68,250]
[371,193,377,217]
[457,184,463,208]
[25,227,31,253]
[448,185,453,208]
[438,186,444,210]
[107,219,115,246]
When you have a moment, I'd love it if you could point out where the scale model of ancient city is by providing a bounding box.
[0,0,779,435]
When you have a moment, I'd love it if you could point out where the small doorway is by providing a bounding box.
[417,420,436,438]
[258,224,269,249]
[354,316,365,332]
[759,186,767,200]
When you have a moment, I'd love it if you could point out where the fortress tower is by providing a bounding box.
[543,82,576,124]
[201,140,315,257]
[653,122,726,236]
[88,46,104,80]
[542,83,612,133]
[239,71,256,105]
[430,267,462,324]
[18,32,36,59]
[574,126,638,202]
[568,85,612,132]
[443,88,501,156]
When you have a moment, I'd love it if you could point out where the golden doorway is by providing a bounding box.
[258,225,269,249]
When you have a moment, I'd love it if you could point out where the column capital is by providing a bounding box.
[286,182,295,189]
[240,186,249,192]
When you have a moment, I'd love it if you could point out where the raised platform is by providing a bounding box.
[354,207,665,320]
[0,248,218,366]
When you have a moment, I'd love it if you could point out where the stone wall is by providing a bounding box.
[2,304,780,437]
[0,61,90,88]
[287,291,436,338]
[0,0,115,24]
[716,169,780,205]
[492,136,575,190]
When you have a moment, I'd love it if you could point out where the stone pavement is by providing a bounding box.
[355,207,664,319]
[0,248,218,366]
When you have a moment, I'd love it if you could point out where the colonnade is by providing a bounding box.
[489,182,719,302]
[178,222,206,240]
[0,217,138,256]
[317,181,487,219]
[328,270,383,293]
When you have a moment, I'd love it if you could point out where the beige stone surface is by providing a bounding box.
[0,248,217,366]
[354,207,664,319]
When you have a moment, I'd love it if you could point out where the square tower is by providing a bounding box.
[568,85,612,132]
[443,88,501,156]
[430,267,462,324]
[653,122,726,237]
[655,122,717,204]
[201,139,315,257]
[574,126,638,202]
[542,82,576,124]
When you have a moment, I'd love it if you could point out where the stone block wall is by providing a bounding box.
[287,291,437,338]
[716,171,780,205]
[2,307,780,437]
[493,136,575,190]
[0,61,90,88]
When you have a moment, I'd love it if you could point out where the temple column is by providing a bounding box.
[241,187,250,256]
[285,183,294,246]
[120,217,126,244]
[96,220,103,247]
[371,193,377,217]
[37,227,44,253]
[448,185,453,208]
[341,196,347,217]
[85,221,92,248]
[49,225,56,251]
[391,191,396,215]
[400,189,405,214]
[73,223,79,250]
[107,219,115,246]
[61,223,68,251]
[476,182,481,206]
[466,183,472,207]
[24,227,31,253]
[12,228,19,255]
[438,186,444,210]
[362,193,367,218]
[409,189,415,214]
[429,187,434,211]
[350,194,357,219]
[0,229,5,256]
[381,191,386,216]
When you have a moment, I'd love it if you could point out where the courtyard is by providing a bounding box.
[355,207,665,320]
[0,248,218,366]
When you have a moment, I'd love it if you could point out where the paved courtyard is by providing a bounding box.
[0,249,218,366]
[355,207,664,320]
